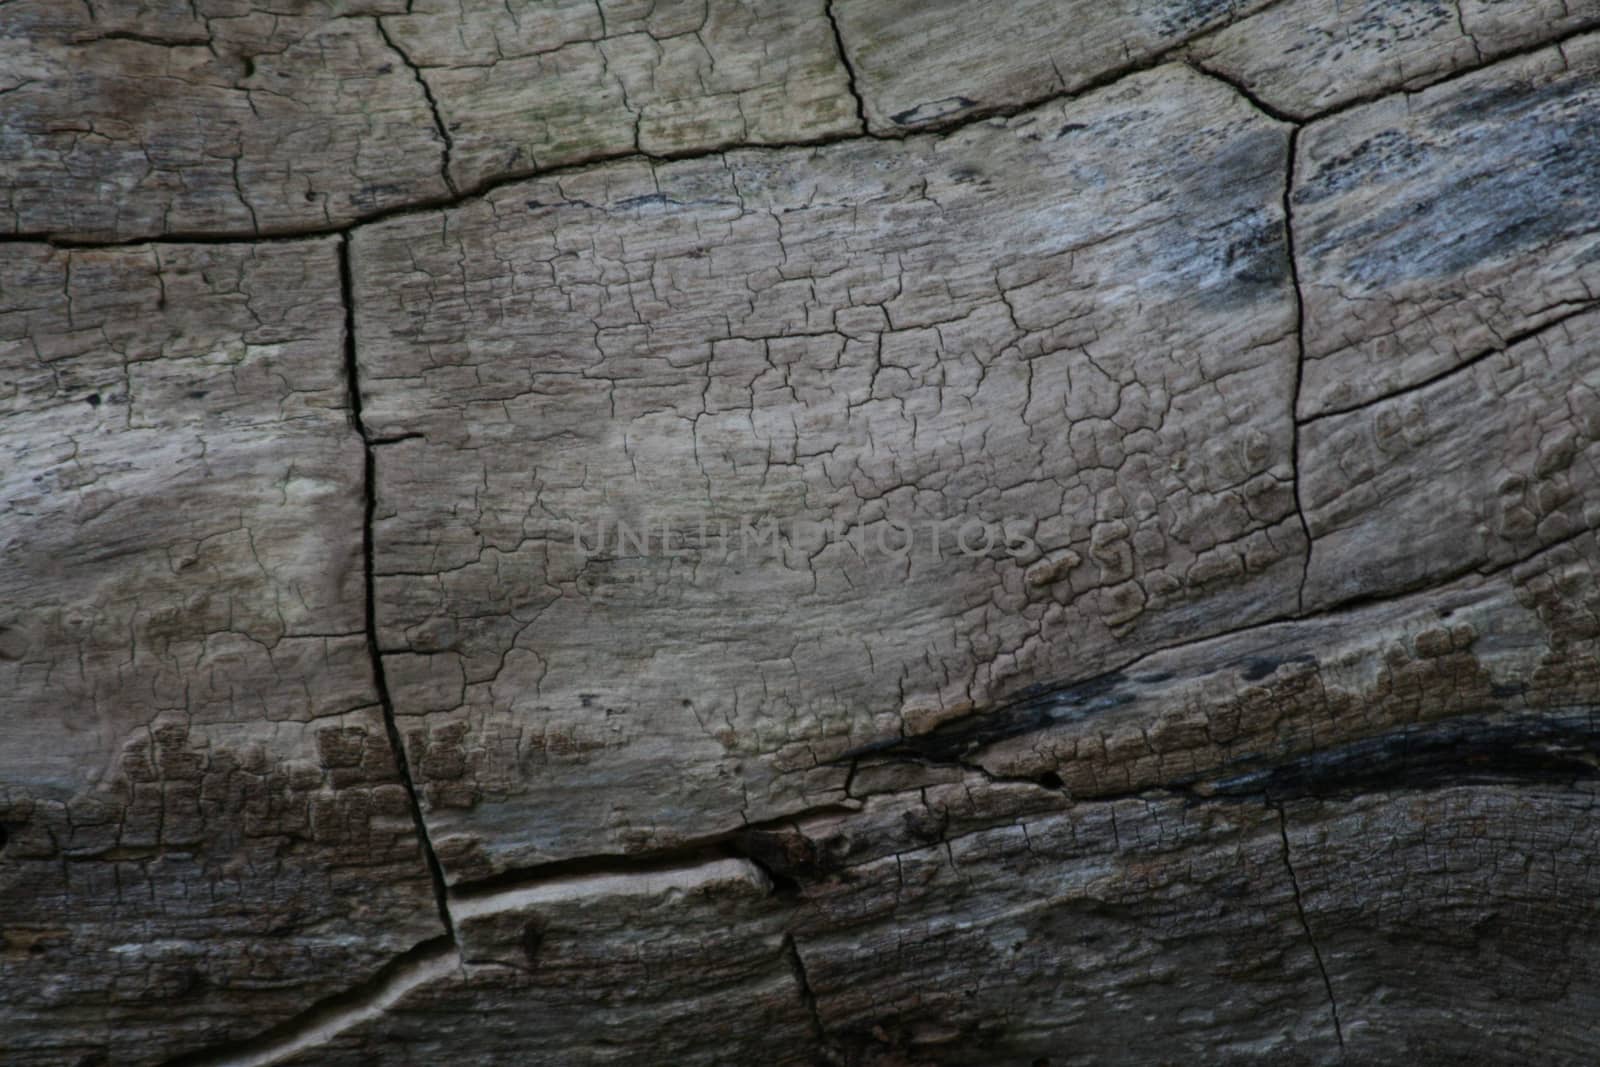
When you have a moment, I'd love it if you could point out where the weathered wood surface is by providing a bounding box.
[351,65,1304,880]
[1,0,854,241]
[2,1,1599,1064]
[1191,0,1600,117]
[834,0,1600,131]
[381,0,859,190]
[0,240,444,1064]
[1293,36,1600,418]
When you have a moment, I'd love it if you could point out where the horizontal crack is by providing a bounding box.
[1184,59,1302,124]
[446,803,860,902]
[454,708,1600,893]
[149,713,1600,1065]
[76,29,212,47]
[6,24,1596,250]
[1299,297,1600,425]
[452,855,772,927]
[161,936,459,1067]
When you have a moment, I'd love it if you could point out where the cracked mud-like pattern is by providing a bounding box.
[2,1,1599,1065]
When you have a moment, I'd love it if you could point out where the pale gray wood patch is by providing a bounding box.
[351,65,1303,882]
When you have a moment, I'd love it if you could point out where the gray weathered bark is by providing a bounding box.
[2,1,1598,1064]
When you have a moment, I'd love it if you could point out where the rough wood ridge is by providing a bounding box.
[2,1,1598,1064]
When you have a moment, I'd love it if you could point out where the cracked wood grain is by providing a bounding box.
[3,4,1600,1065]
[872,527,1600,803]
[0,239,445,1066]
[1293,31,1600,418]
[830,0,1286,132]
[349,63,1305,883]
[162,751,1600,1066]
[1190,0,1600,117]
[0,1,447,242]
[265,857,820,1066]
[1301,307,1600,609]
[164,936,461,1067]
[338,235,457,938]
[833,0,1600,133]
[379,0,861,192]
[0,0,857,242]
[10,0,1588,247]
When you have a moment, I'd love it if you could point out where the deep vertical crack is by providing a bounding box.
[339,234,455,940]
[824,0,869,133]
[1184,62,1317,615]
[782,932,839,1064]
[374,17,459,196]
[1283,122,1314,616]
[1274,803,1346,1053]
